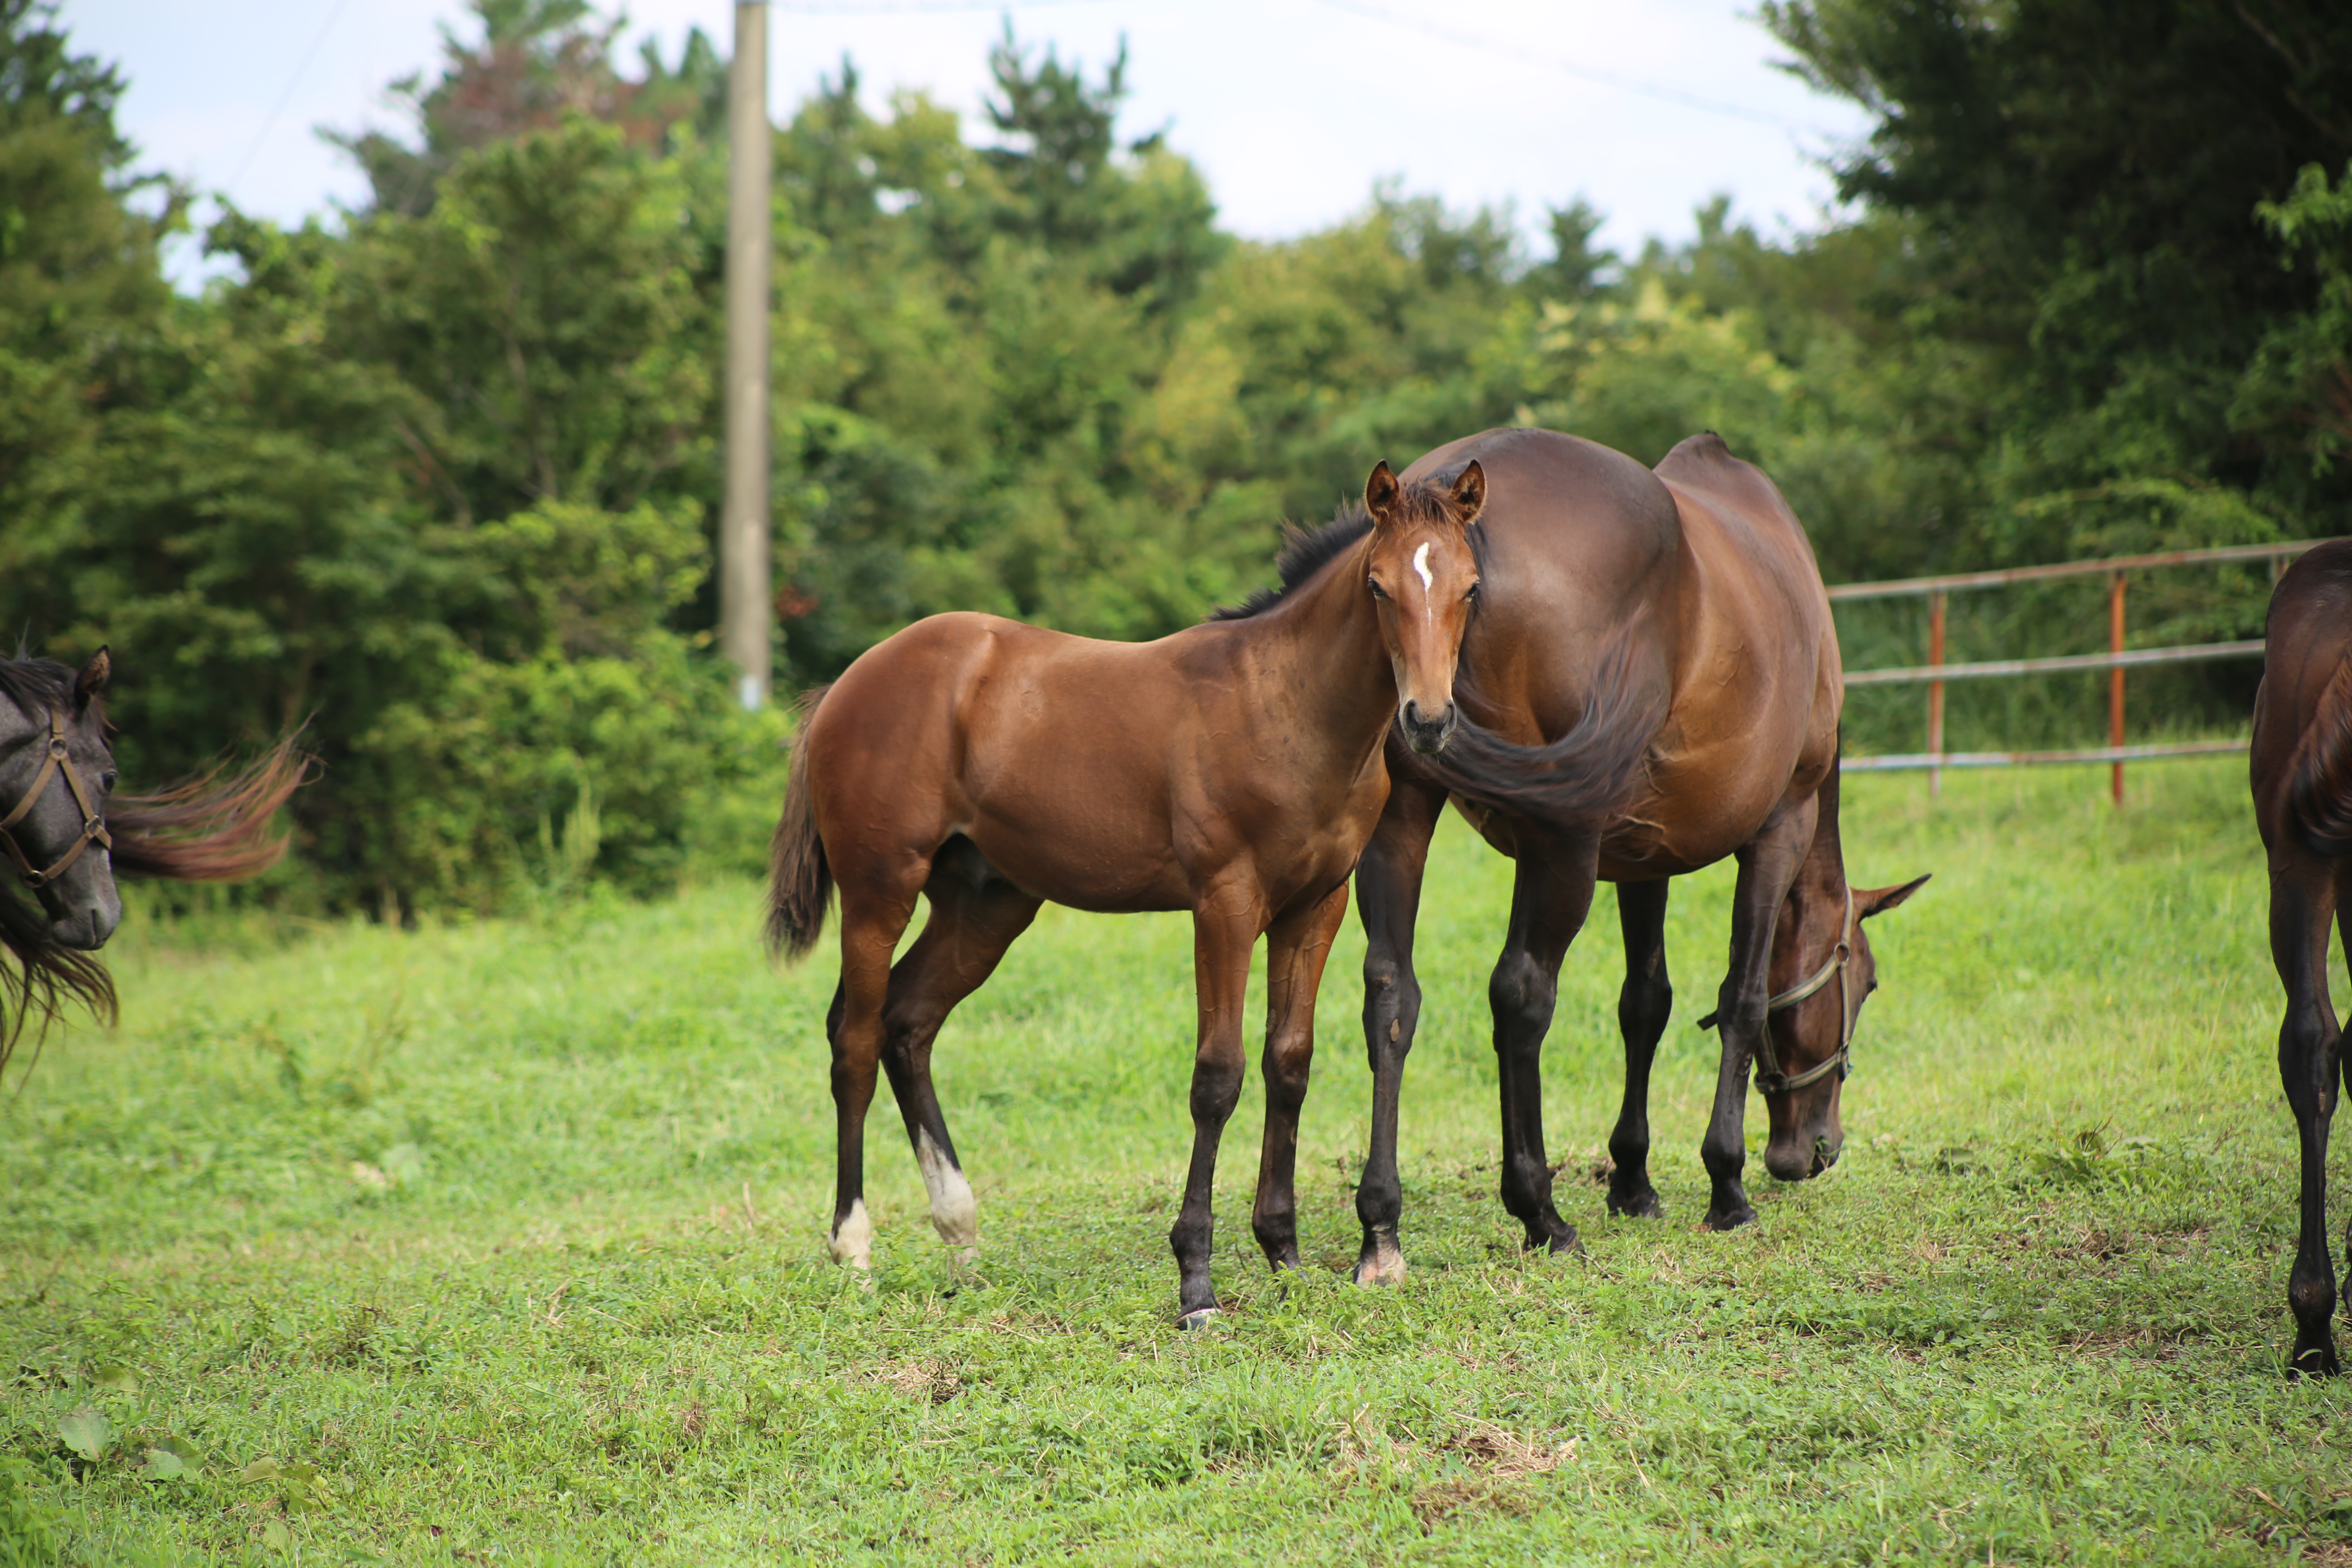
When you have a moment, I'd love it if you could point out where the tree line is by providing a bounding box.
[0,0,2345,915]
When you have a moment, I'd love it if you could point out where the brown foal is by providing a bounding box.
[769,463,1498,1323]
[2251,537,2352,1376]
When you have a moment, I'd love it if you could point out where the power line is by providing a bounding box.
[226,0,357,197]
[1299,0,1831,134]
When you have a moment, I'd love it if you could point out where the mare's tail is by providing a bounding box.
[766,685,835,961]
[2287,650,2352,858]
[1414,617,1665,830]
[107,737,313,882]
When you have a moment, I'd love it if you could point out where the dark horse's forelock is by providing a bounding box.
[0,657,78,723]
[1209,490,1485,623]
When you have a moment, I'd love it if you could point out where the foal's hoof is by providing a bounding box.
[1353,1238,1408,1287]
[1700,1204,1757,1233]
[1176,1307,1225,1332]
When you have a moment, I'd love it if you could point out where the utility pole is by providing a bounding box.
[720,0,773,710]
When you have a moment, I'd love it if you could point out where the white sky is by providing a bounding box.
[66,0,1872,282]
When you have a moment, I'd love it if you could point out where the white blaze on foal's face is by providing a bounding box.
[1412,541,1435,629]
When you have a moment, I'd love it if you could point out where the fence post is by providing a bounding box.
[2108,571,2126,807]
[1926,590,1946,799]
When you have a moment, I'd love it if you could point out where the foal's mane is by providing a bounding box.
[0,656,116,1072]
[1208,501,1376,623]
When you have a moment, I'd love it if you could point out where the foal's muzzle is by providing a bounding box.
[1399,700,1458,755]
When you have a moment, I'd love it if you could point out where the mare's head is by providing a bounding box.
[1362,460,1484,754]
[1759,873,1930,1181]
[0,650,122,951]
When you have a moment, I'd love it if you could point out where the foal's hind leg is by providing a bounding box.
[879,875,1042,1261]
[1489,829,1603,1254]
[1252,880,1351,1272]
[1606,878,1673,1219]
[2272,850,2344,1375]
[1170,893,1261,1326]
[827,874,926,1271]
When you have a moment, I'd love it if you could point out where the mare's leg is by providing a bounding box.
[1252,880,1352,1272]
[828,874,926,1270]
[1606,878,1673,1219]
[1698,803,1814,1232]
[1171,897,1261,1326]
[2273,850,2344,1375]
[1353,778,1444,1285]
[879,876,1042,1259]
[1489,829,1602,1254]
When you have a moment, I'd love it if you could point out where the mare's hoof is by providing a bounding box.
[1700,1205,1756,1232]
[1176,1307,1225,1332]
[1608,1188,1664,1220]
[2290,1339,2342,1379]
[1353,1241,1408,1287]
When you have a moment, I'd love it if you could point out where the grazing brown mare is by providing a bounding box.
[1350,428,1928,1283]
[2250,537,2352,1376]
[0,647,309,1067]
[767,463,1636,1323]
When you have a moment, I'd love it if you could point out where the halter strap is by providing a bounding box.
[1697,884,1857,1096]
[0,708,111,889]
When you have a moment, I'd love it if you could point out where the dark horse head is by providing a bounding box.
[0,650,122,952]
[1753,871,1931,1182]
[0,646,310,1073]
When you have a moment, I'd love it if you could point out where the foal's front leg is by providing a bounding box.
[1170,897,1260,1327]
[1252,880,1352,1272]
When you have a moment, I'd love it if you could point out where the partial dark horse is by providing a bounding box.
[2251,537,2352,1376]
[0,648,308,1068]
[766,463,1650,1324]
[1350,428,1929,1283]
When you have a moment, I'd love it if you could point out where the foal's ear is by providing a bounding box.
[74,647,110,711]
[1855,873,1931,920]
[1449,461,1486,524]
[1365,460,1400,519]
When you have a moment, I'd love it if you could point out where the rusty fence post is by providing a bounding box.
[2108,571,2127,807]
[1927,590,1946,799]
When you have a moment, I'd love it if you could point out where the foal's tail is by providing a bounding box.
[2287,650,2352,859]
[1413,617,1666,831]
[766,685,835,961]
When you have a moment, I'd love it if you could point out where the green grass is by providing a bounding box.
[3,757,2350,1565]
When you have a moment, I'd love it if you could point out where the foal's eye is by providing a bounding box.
[1464,581,1481,601]
[100,770,118,792]
[1367,579,1390,600]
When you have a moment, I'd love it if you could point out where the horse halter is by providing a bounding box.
[1698,885,1858,1096]
[0,708,111,890]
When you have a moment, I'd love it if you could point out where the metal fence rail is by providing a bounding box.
[1834,538,2339,801]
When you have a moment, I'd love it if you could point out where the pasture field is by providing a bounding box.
[2,757,2350,1565]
